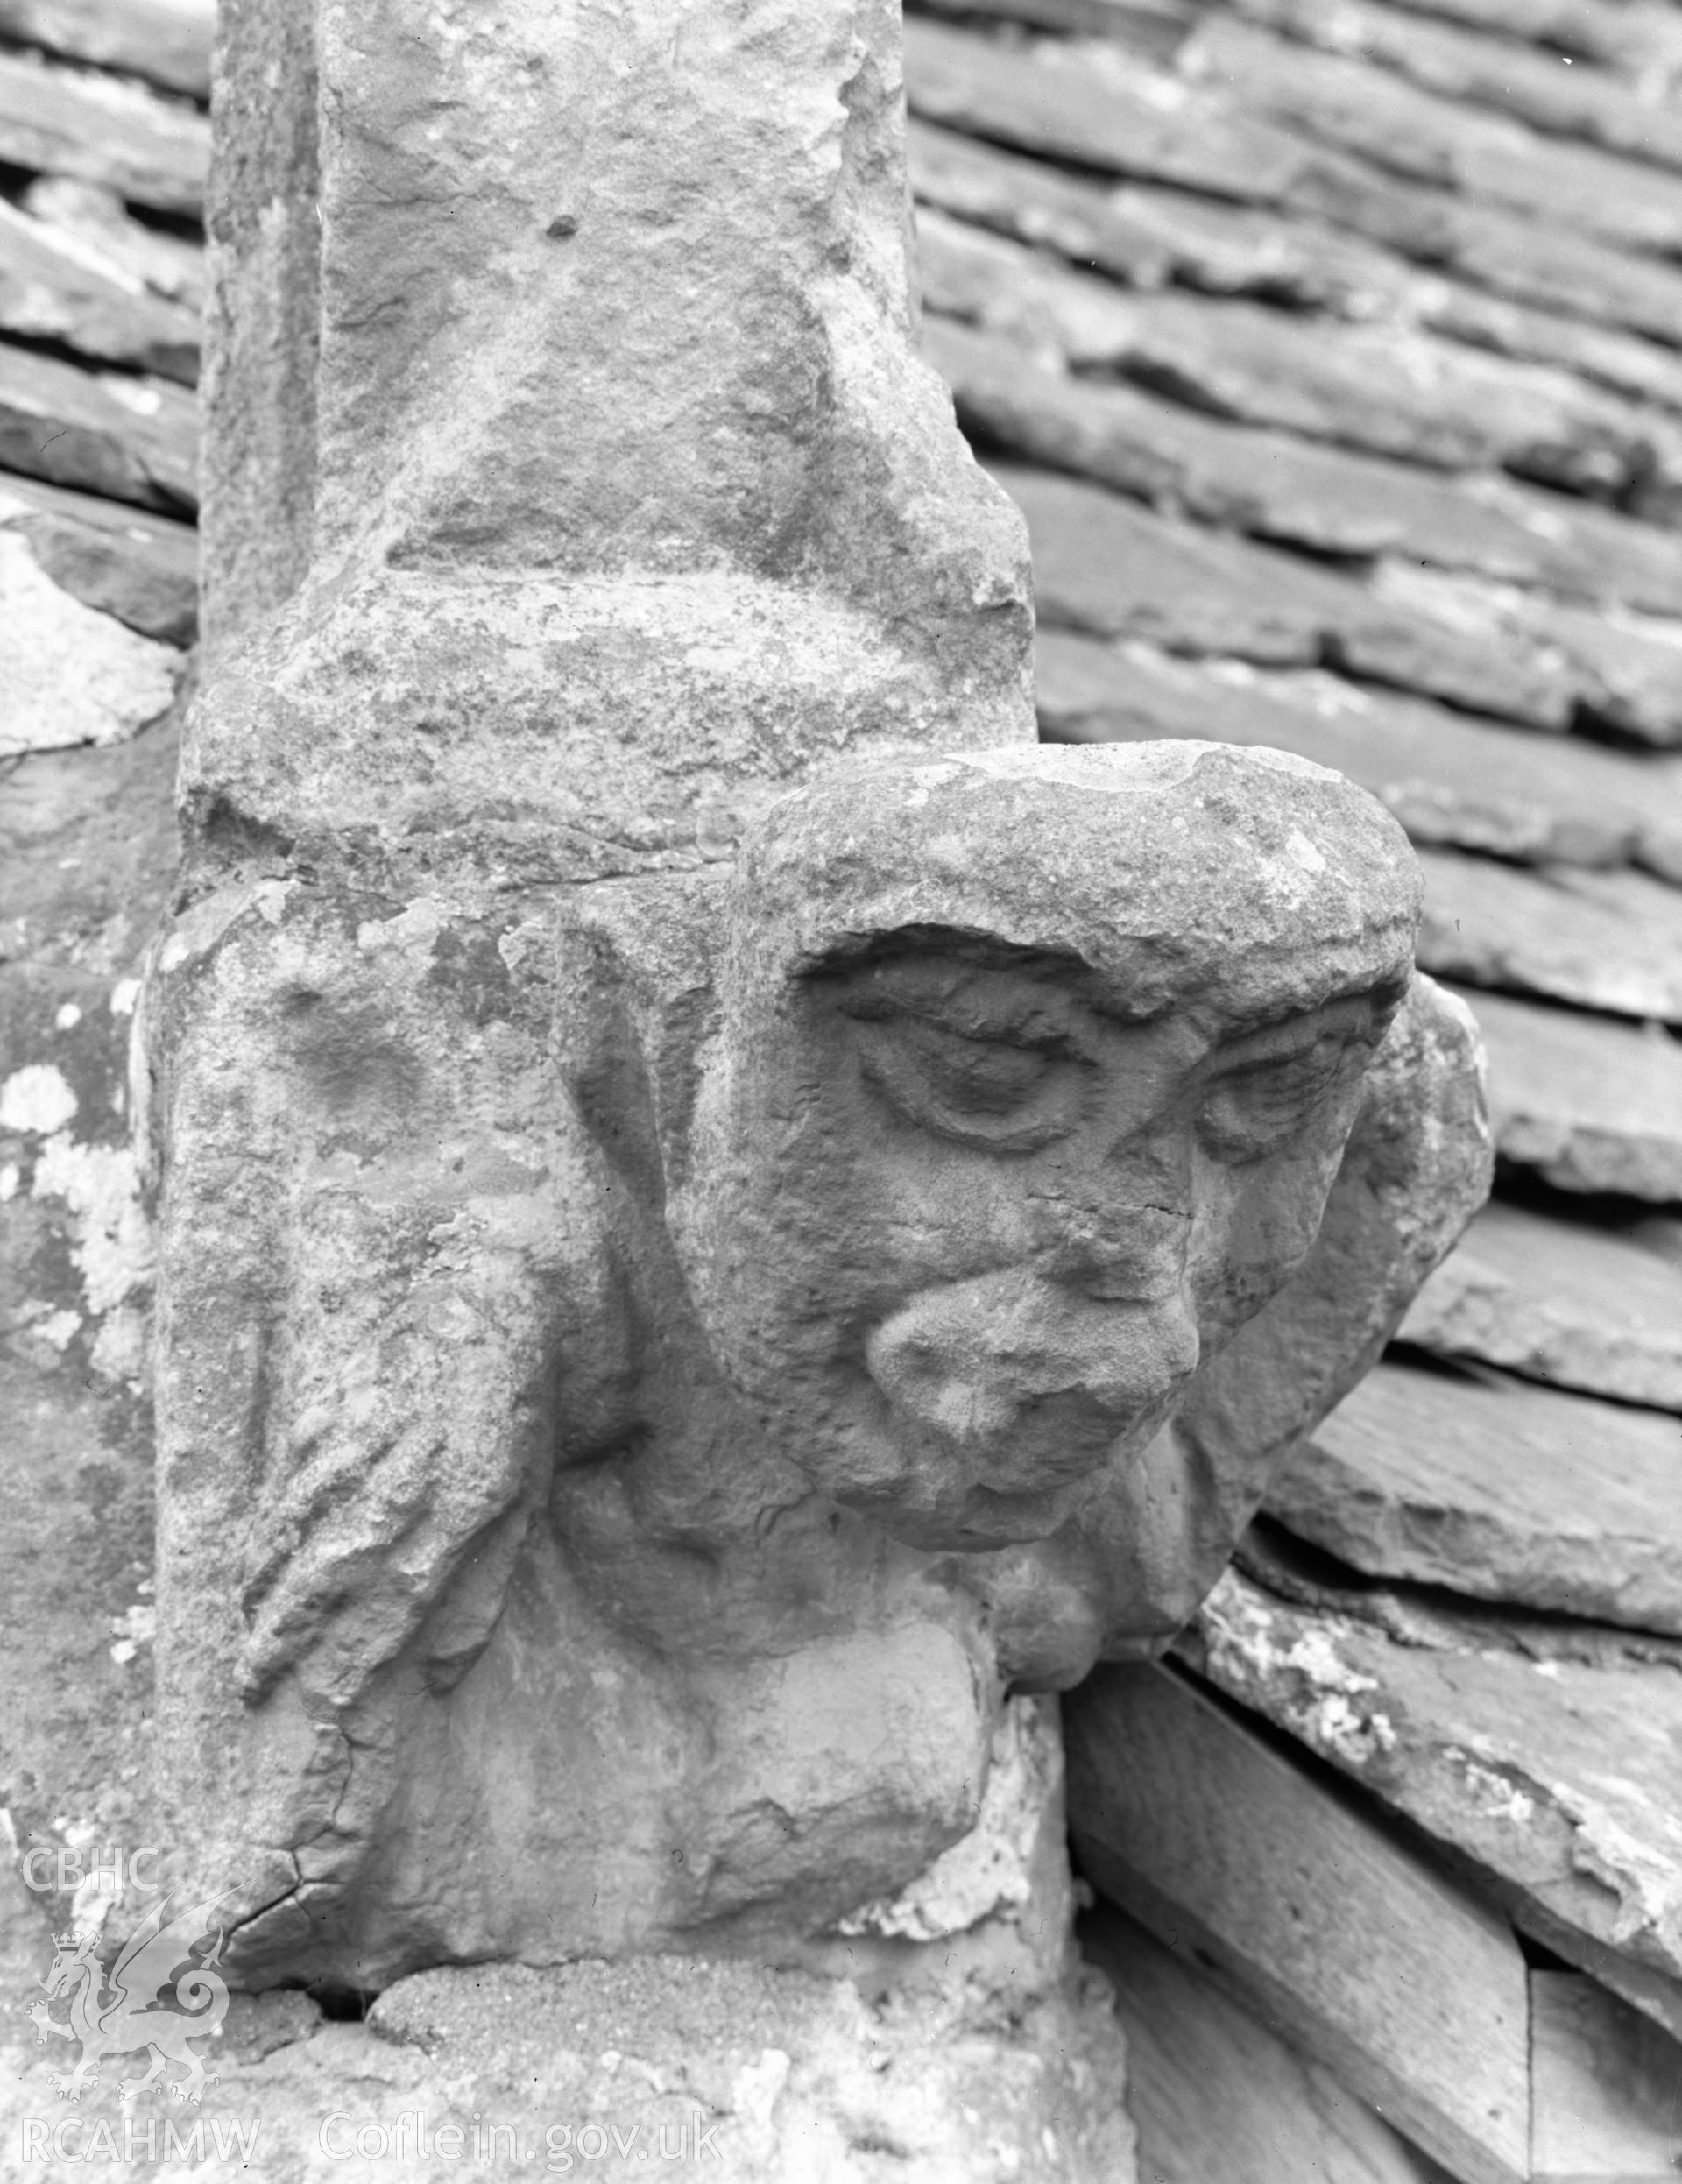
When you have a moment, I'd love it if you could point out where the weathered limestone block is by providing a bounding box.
[148,0,1489,2031]
[153,736,1487,1986]
[0,1924,1138,2183]
[0,724,178,1972]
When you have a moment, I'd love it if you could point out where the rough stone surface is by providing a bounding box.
[152,734,1483,1985]
[1183,1563,1682,2029]
[0,530,180,754]
[4,0,1680,2160]
[0,725,175,2040]
[1035,629,1682,880]
[1268,1356,1682,1630]
[115,0,1459,2027]
[0,1938,1136,2181]
[198,0,316,652]
[1417,852,1682,1025]
[1457,986,1682,1202]
[1399,1198,1682,1408]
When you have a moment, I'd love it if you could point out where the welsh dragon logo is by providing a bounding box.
[27,1892,230,2104]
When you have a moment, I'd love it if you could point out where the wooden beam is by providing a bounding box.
[1085,1899,1455,2184]
[1066,1661,1530,2184]
[1530,1972,1682,2182]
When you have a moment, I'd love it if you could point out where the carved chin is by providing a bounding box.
[834,1268,1202,1551]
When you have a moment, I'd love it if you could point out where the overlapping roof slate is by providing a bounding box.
[0,0,1678,2121]
[901,0,1682,2059]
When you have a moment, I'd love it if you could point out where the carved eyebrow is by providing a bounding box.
[832,964,1099,1053]
[1205,992,1382,1071]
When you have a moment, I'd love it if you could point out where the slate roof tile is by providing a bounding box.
[1005,456,1587,724]
[1269,1354,1682,1629]
[0,46,207,218]
[1303,0,1682,85]
[928,205,1682,500]
[905,15,1317,199]
[25,173,203,314]
[1447,986,1682,1201]
[1190,14,1682,251]
[1417,851,1682,1023]
[1035,629,1682,877]
[2,0,1680,2040]
[1221,0,1682,169]
[1184,1561,1682,2031]
[0,469,196,643]
[933,317,1682,613]
[0,338,195,511]
[1399,1198,1682,1408]
[0,0,213,103]
[910,11,1682,342]
[0,194,197,382]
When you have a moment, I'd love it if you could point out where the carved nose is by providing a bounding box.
[1030,1201,1191,1305]
[864,1262,1201,1460]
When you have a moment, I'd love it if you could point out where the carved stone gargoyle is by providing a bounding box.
[153,734,1487,1988]
[148,0,1489,1994]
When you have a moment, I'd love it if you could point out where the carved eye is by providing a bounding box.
[848,1014,1086,1152]
[1197,1037,1357,1166]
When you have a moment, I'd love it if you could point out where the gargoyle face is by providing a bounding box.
[795,941,1394,1546]
[675,742,1418,1556]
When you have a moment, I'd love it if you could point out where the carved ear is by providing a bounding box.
[1159,972,1493,1588]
